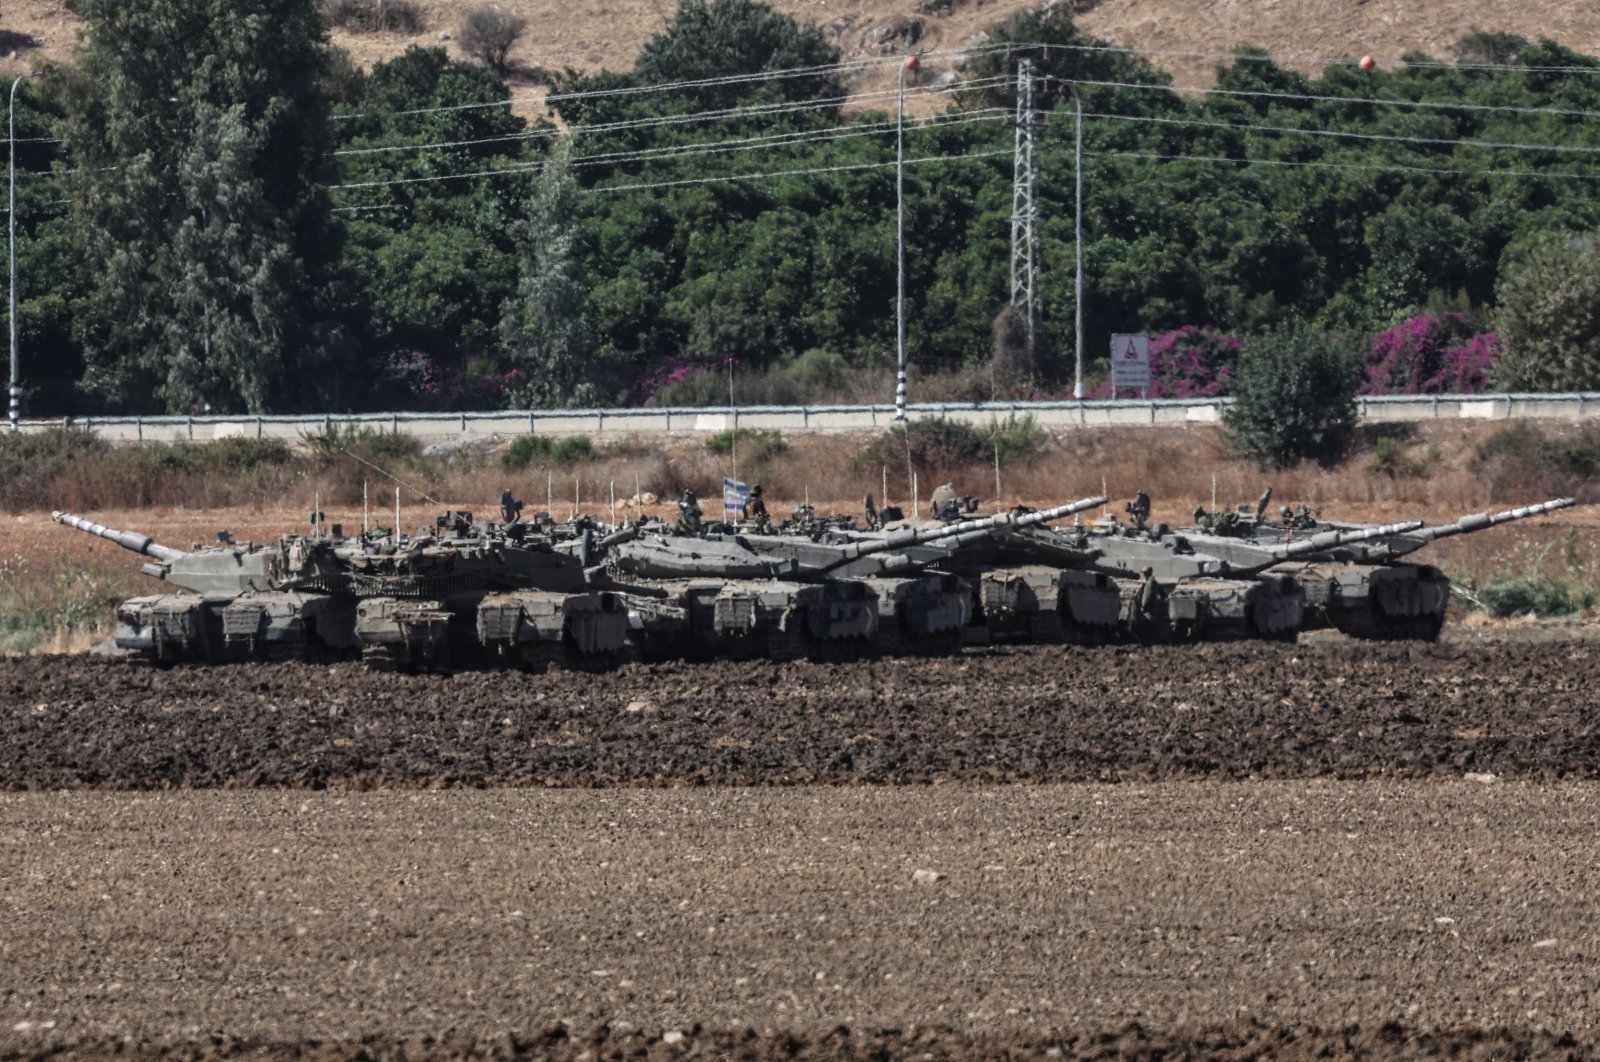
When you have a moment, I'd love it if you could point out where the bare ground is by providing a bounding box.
[5,606,1600,1058]
[2,783,1599,1058]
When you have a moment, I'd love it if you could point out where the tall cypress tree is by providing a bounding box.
[61,0,352,414]
[500,140,600,409]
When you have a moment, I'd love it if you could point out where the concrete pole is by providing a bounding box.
[895,56,918,421]
[9,73,39,433]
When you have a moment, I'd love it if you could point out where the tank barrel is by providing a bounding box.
[52,510,187,564]
[1416,497,1576,543]
[1269,519,1424,562]
[835,495,1107,568]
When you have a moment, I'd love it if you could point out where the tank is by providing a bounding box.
[598,497,1107,660]
[53,509,633,670]
[1170,495,1576,640]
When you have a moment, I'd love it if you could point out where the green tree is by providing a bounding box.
[1494,233,1600,391]
[633,0,840,110]
[500,141,600,407]
[59,0,352,414]
[1224,322,1360,468]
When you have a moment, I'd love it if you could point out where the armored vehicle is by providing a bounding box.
[599,497,1107,660]
[54,509,632,670]
[1171,496,1575,640]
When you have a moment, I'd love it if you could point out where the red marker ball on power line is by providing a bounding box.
[905,55,920,72]
[1359,55,1376,72]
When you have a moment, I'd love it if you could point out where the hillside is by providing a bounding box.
[5,0,1600,103]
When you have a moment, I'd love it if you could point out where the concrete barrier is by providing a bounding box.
[17,392,1600,445]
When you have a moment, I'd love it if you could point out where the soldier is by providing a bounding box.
[929,483,961,522]
[863,492,879,530]
[675,489,703,535]
[1136,566,1161,616]
[1125,490,1151,532]
[743,484,768,523]
[499,488,524,525]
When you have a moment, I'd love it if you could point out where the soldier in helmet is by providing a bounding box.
[1125,490,1151,532]
[743,483,768,524]
[675,488,703,535]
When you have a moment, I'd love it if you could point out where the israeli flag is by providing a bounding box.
[723,477,749,521]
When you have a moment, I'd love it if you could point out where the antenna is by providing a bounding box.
[341,448,443,506]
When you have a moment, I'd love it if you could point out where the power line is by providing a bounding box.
[1042,75,1600,123]
[331,44,1016,124]
[584,147,1012,195]
[327,106,1010,194]
[1019,39,1600,78]
[1083,109,1600,157]
[333,76,1007,159]
[1091,146,1600,183]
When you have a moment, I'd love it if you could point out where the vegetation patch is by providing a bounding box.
[705,428,787,462]
[503,434,601,469]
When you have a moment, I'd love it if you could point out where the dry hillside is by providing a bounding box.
[4,0,1599,111]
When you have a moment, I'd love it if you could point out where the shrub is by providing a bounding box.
[1475,577,1595,618]
[984,414,1048,464]
[1223,322,1360,469]
[856,419,989,472]
[458,5,527,72]
[321,0,424,33]
[1361,312,1497,395]
[706,428,787,462]
[503,434,598,469]
[300,422,425,466]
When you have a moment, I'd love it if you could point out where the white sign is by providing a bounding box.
[1111,333,1150,395]
[723,477,750,521]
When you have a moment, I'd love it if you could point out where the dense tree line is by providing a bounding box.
[5,0,1600,415]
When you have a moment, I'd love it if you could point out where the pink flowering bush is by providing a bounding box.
[1361,313,1498,395]
[1087,326,1242,399]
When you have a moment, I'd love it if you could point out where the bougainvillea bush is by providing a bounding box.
[1088,326,1243,399]
[1361,313,1498,395]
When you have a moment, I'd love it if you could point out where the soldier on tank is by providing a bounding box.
[1125,490,1151,532]
[675,489,703,535]
[499,488,524,525]
[743,484,768,524]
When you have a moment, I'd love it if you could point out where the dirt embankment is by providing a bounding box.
[4,635,1598,790]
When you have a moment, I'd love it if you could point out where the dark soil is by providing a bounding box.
[4,638,1597,789]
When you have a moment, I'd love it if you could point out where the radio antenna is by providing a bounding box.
[340,449,444,507]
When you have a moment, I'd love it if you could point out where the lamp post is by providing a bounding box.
[9,72,40,434]
[894,54,918,422]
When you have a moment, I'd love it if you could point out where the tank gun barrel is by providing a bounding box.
[1269,519,1424,563]
[53,510,187,564]
[1416,497,1576,543]
[828,495,1106,570]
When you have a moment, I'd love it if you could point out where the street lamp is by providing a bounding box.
[9,71,41,434]
[894,54,918,422]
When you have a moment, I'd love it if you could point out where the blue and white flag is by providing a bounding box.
[723,477,749,521]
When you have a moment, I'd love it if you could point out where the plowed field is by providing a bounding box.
[4,636,1600,1060]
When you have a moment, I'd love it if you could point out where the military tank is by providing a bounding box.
[53,509,634,670]
[1165,494,1576,640]
[597,497,1107,660]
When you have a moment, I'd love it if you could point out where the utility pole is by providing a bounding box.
[895,55,918,421]
[1009,59,1038,379]
[1073,95,1084,401]
[8,72,40,434]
